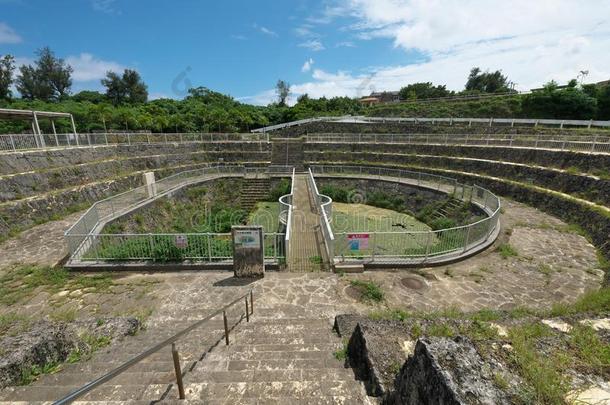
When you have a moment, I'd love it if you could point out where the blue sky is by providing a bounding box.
[1,0,610,104]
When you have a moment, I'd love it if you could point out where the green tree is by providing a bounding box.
[122,69,148,104]
[465,67,512,93]
[276,80,290,106]
[101,71,125,106]
[521,81,597,119]
[399,82,452,100]
[16,47,73,101]
[595,85,610,120]
[72,90,107,104]
[0,54,15,101]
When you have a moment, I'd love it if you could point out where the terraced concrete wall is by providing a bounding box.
[306,150,610,206]
[0,141,271,240]
[271,122,609,137]
[305,142,610,174]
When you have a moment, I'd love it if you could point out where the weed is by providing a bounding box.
[334,339,349,361]
[498,243,518,259]
[350,279,384,303]
[19,362,62,385]
[568,324,610,375]
[427,323,455,338]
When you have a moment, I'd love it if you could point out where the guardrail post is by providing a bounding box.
[127,133,131,145]
[245,297,250,322]
[9,135,15,152]
[591,135,597,152]
[171,343,186,400]
[463,226,471,252]
[223,310,230,345]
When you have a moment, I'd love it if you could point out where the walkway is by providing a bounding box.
[288,174,326,271]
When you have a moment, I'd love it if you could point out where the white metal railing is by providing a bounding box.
[281,168,296,262]
[252,116,610,133]
[306,132,610,153]
[65,165,292,265]
[0,132,270,152]
[310,165,501,265]
[306,168,335,261]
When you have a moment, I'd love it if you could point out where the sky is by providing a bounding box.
[1,0,610,105]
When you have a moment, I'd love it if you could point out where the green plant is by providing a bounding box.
[350,279,384,303]
[498,243,518,259]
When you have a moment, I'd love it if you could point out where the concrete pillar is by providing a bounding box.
[143,172,157,198]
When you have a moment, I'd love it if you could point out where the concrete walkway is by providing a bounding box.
[287,174,326,272]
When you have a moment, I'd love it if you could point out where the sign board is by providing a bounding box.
[348,233,369,251]
[232,226,264,278]
[234,229,260,249]
[175,235,188,249]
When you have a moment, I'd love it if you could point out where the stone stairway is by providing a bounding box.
[0,307,373,404]
[241,178,271,212]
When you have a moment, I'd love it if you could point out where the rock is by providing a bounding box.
[580,318,610,332]
[334,314,367,338]
[542,319,572,333]
[489,323,508,337]
[566,383,610,404]
[386,336,512,405]
[0,317,141,389]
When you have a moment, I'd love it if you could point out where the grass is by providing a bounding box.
[350,279,384,303]
[334,339,349,361]
[332,202,429,233]
[248,202,281,233]
[0,265,115,306]
[498,243,519,259]
[568,324,610,376]
[19,362,62,386]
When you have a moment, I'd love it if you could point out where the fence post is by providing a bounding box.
[245,297,250,322]
[171,343,186,400]
[591,135,597,153]
[463,226,471,252]
[127,133,131,145]
[207,235,212,262]
[9,135,15,152]
[250,290,254,315]
[104,132,108,145]
[223,310,230,345]
[148,234,154,259]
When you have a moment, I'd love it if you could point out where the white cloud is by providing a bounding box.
[0,22,21,44]
[299,39,325,51]
[253,24,278,37]
[336,41,356,48]
[231,34,247,41]
[65,53,126,82]
[302,58,315,72]
[244,0,610,105]
[91,0,120,14]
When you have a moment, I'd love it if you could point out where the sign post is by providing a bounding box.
[232,226,264,278]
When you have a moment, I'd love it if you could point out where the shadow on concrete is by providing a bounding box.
[213,276,261,287]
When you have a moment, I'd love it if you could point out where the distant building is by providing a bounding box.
[359,91,401,105]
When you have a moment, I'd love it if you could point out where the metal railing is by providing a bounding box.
[252,116,610,133]
[279,168,296,262]
[310,165,501,265]
[306,168,335,261]
[65,165,291,265]
[0,132,269,152]
[54,290,255,404]
[306,132,610,153]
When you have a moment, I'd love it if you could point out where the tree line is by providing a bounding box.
[0,48,608,135]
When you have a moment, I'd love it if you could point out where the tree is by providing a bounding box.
[276,80,290,106]
[101,71,125,106]
[465,67,511,93]
[15,47,73,101]
[398,82,452,100]
[101,69,148,106]
[122,69,148,104]
[72,90,107,104]
[0,54,15,101]
[521,80,598,119]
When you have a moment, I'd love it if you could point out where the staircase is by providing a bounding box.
[0,307,373,404]
[241,177,271,212]
[431,198,463,220]
[271,138,304,171]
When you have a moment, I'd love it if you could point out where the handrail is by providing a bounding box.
[54,289,254,404]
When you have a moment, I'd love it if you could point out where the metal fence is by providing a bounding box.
[306,168,335,261]
[252,115,610,133]
[0,132,269,152]
[306,132,610,153]
[309,165,501,265]
[65,165,291,265]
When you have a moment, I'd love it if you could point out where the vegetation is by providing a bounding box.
[2,47,607,134]
[350,279,384,303]
[498,243,519,259]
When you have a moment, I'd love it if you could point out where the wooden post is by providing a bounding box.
[171,343,185,399]
[245,297,250,322]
